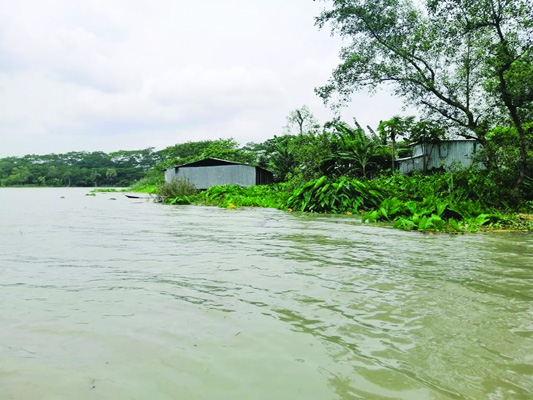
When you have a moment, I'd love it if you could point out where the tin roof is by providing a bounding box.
[177,157,246,168]
[407,138,478,147]
[176,157,272,174]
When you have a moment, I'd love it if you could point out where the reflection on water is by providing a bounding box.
[0,188,532,399]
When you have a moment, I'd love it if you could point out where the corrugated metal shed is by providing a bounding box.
[396,140,481,174]
[164,158,274,189]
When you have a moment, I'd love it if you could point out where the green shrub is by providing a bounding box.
[157,177,197,201]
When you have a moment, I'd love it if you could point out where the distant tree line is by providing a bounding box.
[0,138,273,187]
[0,149,159,187]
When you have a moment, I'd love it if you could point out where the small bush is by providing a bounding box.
[157,177,197,201]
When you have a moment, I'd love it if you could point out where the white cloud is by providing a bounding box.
[0,0,411,157]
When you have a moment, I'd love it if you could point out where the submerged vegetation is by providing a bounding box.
[160,183,290,210]
[154,170,532,233]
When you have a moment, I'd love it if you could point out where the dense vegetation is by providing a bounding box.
[287,172,532,232]
[316,0,533,190]
[155,171,532,233]
[142,106,531,232]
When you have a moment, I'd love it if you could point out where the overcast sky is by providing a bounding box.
[0,0,409,158]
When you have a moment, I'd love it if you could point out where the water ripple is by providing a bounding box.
[1,188,532,399]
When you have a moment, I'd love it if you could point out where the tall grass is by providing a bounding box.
[130,176,164,194]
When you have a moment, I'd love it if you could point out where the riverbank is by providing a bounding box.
[141,173,533,234]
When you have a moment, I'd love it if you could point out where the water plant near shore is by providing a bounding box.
[289,174,532,232]
[159,172,532,233]
[286,176,384,213]
[362,196,500,232]
[166,183,290,209]
[90,188,129,193]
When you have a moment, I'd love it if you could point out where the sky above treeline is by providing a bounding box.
[0,0,409,158]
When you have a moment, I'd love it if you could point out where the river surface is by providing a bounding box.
[0,188,532,400]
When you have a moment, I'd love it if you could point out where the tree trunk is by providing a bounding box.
[391,134,396,174]
[510,111,528,193]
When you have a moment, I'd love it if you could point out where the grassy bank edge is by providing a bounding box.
[154,178,533,234]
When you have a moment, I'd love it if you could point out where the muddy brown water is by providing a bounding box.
[1,188,532,399]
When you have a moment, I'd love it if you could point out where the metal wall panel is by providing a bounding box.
[397,141,479,173]
[174,165,256,189]
[164,168,176,183]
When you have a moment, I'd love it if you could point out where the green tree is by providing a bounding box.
[6,166,31,185]
[105,168,118,185]
[156,141,213,170]
[477,123,533,191]
[315,0,532,188]
[284,105,320,135]
[0,148,159,187]
[330,121,379,178]
[110,148,158,171]
[289,130,334,181]
[408,121,446,145]
[406,120,447,172]
[89,170,101,187]
[241,141,272,169]
[268,135,297,181]
[200,138,256,164]
[377,116,415,172]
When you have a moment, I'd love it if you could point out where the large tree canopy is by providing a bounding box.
[315,0,533,185]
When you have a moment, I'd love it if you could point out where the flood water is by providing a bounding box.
[0,188,532,400]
